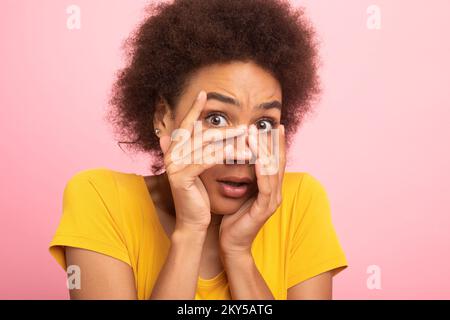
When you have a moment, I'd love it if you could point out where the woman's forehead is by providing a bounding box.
[178,63,281,107]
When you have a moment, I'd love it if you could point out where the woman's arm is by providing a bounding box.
[65,227,207,300]
[150,226,207,299]
[222,253,274,299]
[224,255,333,300]
[223,256,334,300]
[65,247,137,299]
[287,271,333,299]
[223,253,334,300]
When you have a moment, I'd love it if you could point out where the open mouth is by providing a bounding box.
[217,177,253,198]
[219,181,248,187]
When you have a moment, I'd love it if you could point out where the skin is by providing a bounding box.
[65,61,335,300]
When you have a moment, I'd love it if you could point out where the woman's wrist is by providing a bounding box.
[151,219,207,300]
[220,248,253,265]
[171,223,208,247]
[221,250,254,275]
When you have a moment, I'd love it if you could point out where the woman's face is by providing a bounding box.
[161,61,282,215]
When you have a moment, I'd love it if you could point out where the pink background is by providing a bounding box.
[1,0,449,299]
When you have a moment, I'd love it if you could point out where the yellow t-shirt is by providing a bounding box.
[49,168,348,299]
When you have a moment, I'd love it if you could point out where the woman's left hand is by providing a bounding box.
[219,124,286,259]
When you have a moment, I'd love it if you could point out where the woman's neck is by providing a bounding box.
[145,172,223,249]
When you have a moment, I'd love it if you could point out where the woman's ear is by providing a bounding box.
[153,96,173,137]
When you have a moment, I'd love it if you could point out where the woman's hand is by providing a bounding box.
[219,124,286,258]
[161,90,246,233]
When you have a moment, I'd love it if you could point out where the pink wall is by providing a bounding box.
[1,0,449,299]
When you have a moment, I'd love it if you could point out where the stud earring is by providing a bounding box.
[155,128,161,137]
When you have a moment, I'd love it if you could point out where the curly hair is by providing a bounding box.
[106,0,321,173]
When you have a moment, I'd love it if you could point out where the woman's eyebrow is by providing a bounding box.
[206,91,281,110]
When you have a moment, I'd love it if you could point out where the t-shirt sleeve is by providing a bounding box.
[287,173,348,288]
[48,169,131,271]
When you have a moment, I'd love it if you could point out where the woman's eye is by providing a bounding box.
[205,113,228,127]
[256,119,274,132]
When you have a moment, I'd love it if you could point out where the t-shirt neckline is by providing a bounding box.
[136,173,228,287]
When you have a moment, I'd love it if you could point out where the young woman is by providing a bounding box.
[49,0,348,300]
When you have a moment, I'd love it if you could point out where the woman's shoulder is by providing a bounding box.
[65,167,141,189]
[67,166,126,182]
[280,171,331,222]
[63,167,146,208]
[282,171,328,196]
[50,167,140,270]
[64,167,113,185]
[61,167,149,227]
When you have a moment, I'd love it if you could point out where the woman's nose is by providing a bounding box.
[223,125,254,164]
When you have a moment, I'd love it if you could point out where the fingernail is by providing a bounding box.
[197,90,206,101]
[260,156,270,166]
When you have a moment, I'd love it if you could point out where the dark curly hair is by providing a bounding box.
[106,0,321,173]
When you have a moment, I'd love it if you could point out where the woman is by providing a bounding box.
[49,0,348,299]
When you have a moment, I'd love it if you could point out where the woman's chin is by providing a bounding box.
[210,196,248,215]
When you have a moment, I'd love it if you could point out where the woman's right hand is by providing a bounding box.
[159,90,246,233]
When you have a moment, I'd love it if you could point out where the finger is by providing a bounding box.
[179,90,207,132]
[260,127,282,175]
[265,128,281,214]
[190,126,247,151]
[166,138,249,176]
[168,125,247,162]
[249,158,272,222]
[165,90,207,156]
[249,125,281,216]
[165,127,247,168]
[268,165,279,213]
[249,124,271,166]
[248,124,259,163]
[196,126,250,164]
[168,146,226,177]
[277,125,286,202]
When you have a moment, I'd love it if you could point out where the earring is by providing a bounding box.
[155,128,161,137]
